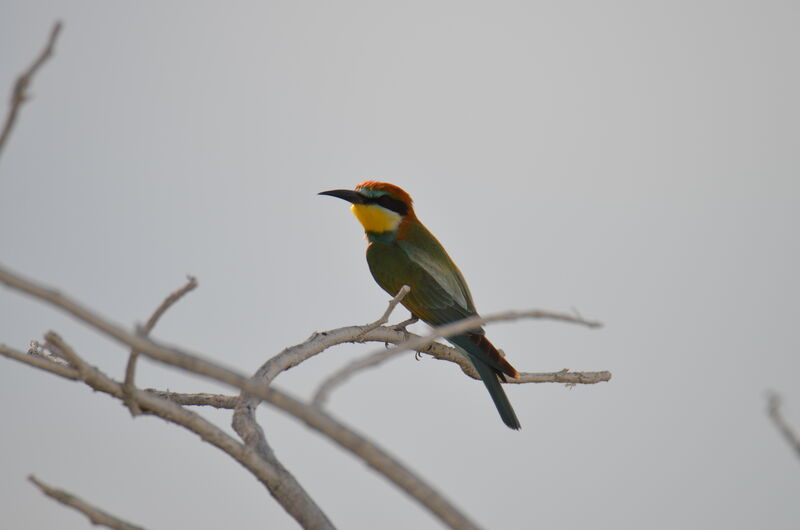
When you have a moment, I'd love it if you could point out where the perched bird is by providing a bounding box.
[320,181,521,429]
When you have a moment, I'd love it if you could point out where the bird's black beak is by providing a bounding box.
[318,189,367,204]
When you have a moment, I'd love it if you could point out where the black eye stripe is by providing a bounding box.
[368,195,408,215]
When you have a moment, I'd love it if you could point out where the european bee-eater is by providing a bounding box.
[320,181,521,430]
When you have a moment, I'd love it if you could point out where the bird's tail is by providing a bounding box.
[449,333,521,430]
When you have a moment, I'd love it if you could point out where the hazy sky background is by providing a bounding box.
[2,2,799,529]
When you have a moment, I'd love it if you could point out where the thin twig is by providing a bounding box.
[124,276,198,416]
[0,21,62,159]
[29,475,146,530]
[29,339,71,366]
[43,331,88,377]
[357,284,410,336]
[0,343,79,380]
[312,348,400,408]
[392,314,419,331]
[767,391,800,459]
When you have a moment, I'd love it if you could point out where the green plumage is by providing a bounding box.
[320,182,521,430]
[366,222,521,430]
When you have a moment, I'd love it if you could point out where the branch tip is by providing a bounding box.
[124,276,199,416]
[766,390,800,458]
[0,21,64,158]
[29,474,147,530]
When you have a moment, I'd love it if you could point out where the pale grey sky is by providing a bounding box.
[2,1,799,529]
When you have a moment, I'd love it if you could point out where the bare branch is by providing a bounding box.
[381,308,601,362]
[308,286,412,407]
[239,308,601,397]
[0,21,62,159]
[5,338,335,528]
[30,339,69,365]
[124,276,198,415]
[312,348,399,408]
[308,300,604,407]
[236,381,482,530]
[391,314,419,331]
[5,337,476,529]
[44,331,89,377]
[143,276,199,334]
[278,391,482,529]
[233,303,483,529]
[130,386,483,530]
[0,264,606,399]
[28,475,147,530]
[229,286,438,529]
[308,309,607,407]
[0,343,79,380]
[145,389,236,408]
[767,391,800,459]
[0,263,284,401]
[0,267,450,528]
[513,369,611,384]
[1,264,602,529]
[312,349,611,408]
[358,284,410,336]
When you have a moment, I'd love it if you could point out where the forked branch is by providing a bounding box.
[123,275,198,415]
[1,338,334,529]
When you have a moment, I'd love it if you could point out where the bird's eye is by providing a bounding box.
[374,195,408,215]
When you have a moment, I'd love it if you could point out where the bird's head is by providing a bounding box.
[319,181,415,235]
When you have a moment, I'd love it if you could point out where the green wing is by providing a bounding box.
[366,239,476,327]
[366,234,522,429]
[367,237,520,429]
[400,221,477,315]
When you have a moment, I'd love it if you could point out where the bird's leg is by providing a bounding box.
[390,314,423,359]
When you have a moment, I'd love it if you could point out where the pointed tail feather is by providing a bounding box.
[471,357,521,430]
[448,334,521,430]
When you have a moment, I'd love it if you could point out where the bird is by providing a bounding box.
[319,181,521,429]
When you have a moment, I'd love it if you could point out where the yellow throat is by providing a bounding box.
[350,204,402,233]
